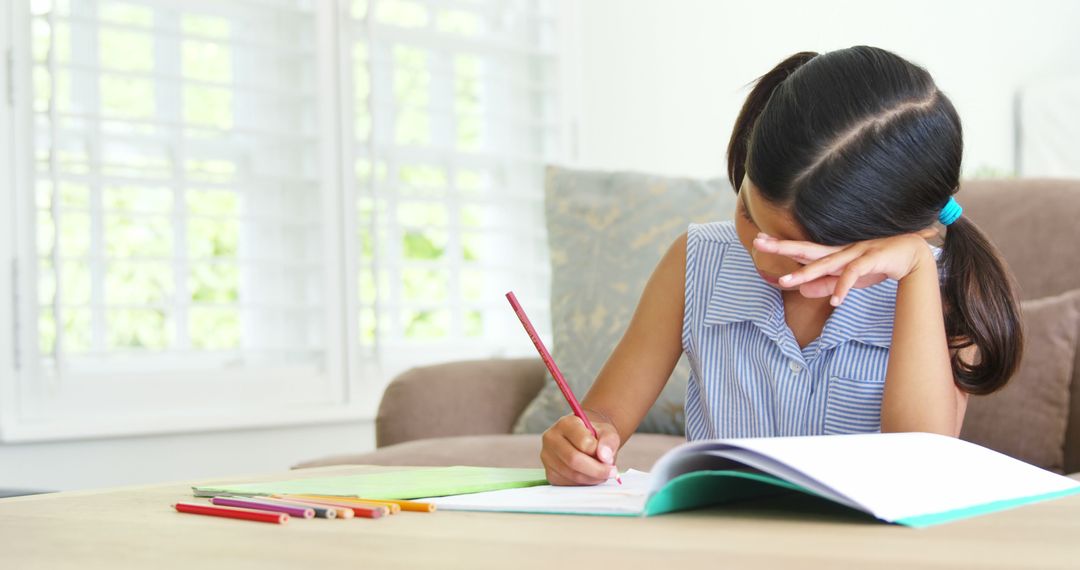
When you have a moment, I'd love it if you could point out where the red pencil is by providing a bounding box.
[174,502,289,524]
[505,291,622,485]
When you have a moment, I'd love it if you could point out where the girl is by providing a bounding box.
[541,46,1023,486]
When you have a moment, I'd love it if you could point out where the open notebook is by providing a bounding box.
[422,432,1080,527]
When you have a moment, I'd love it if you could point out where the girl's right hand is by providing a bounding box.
[540,413,622,486]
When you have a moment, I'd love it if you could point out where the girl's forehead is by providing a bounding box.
[741,177,809,242]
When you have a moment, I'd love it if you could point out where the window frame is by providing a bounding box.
[0,0,574,443]
[1,0,359,443]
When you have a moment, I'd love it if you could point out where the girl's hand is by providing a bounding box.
[752,231,937,306]
[541,413,621,486]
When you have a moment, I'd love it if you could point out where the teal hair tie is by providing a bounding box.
[939,196,962,226]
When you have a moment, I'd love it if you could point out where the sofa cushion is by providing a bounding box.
[293,433,686,472]
[376,358,547,447]
[960,288,1080,473]
[513,165,735,436]
[959,179,1080,301]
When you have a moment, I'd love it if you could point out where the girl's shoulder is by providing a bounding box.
[687,220,738,246]
[685,221,744,282]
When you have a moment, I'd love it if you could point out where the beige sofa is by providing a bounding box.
[298,179,1080,474]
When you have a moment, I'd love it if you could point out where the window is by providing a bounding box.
[346,0,559,369]
[1,0,562,441]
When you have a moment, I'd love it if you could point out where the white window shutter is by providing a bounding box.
[5,0,561,440]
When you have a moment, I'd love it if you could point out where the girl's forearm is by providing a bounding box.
[881,247,961,435]
[579,291,685,445]
[579,233,688,446]
[581,327,680,446]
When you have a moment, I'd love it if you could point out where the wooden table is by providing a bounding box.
[3,465,1080,569]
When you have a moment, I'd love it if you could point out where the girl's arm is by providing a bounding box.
[580,232,688,444]
[757,232,968,436]
[540,232,687,485]
[879,239,967,436]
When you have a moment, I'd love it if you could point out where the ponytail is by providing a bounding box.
[726,51,818,191]
[939,215,1024,394]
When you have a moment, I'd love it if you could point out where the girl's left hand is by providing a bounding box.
[752,231,937,306]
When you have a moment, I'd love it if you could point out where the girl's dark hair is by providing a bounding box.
[726,46,1021,395]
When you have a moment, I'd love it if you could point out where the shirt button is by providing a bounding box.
[789,361,803,373]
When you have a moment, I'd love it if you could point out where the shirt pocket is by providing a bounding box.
[823,375,885,435]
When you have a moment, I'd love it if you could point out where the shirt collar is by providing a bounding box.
[701,243,783,336]
[818,279,897,350]
[702,243,896,350]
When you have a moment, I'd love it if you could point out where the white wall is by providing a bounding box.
[0,421,374,492]
[568,0,1080,179]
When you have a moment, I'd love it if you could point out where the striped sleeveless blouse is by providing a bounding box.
[682,221,902,440]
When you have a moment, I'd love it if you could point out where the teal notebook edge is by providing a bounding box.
[643,470,822,517]
[892,486,1080,528]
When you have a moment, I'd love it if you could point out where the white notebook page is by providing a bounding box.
[717,432,1080,522]
[422,470,652,515]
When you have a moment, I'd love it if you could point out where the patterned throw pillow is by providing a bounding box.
[513,165,735,435]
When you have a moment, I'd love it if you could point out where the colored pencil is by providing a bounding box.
[284,494,433,513]
[210,496,314,519]
[275,496,387,519]
[286,495,402,514]
[322,504,356,519]
[506,291,623,485]
[281,497,385,519]
[246,496,338,519]
[173,502,288,524]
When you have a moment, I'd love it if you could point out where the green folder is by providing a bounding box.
[192,466,548,500]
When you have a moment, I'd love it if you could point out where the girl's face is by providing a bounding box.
[734,176,807,290]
